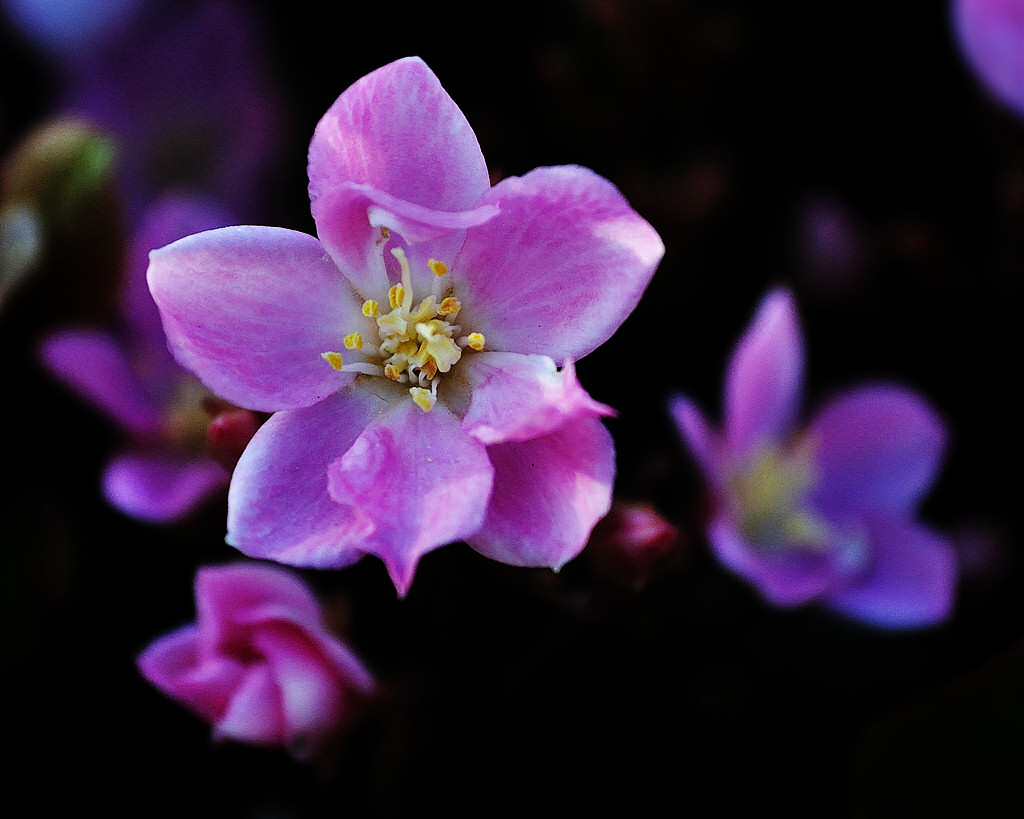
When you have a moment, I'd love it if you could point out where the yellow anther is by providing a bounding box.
[388,284,404,310]
[410,387,436,412]
[344,332,364,350]
[321,351,344,371]
[362,299,380,318]
[421,358,438,380]
[438,296,461,316]
[384,364,403,381]
[428,258,448,277]
[467,332,485,351]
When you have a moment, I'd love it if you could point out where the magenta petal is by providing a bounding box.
[953,0,1024,119]
[195,562,325,647]
[461,353,615,445]
[825,518,957,629]
[313,182,498,300]
[148,226,368,412]
[251,624,347,755]
[137,625,245,723]
[809,385,946,516]
[724,289,804,458]
[39,329,162,437]
[326,400,494,595]
[226,386,390,569]
[466,414,615,570]
[308,57,489,215]
[707,515,852,607]
[668,393,726,490]
[453,165,664,363]
[103,451,227,523]
[212,663,284,746]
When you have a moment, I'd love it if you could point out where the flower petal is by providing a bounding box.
[809,385,946,516]
[326,399,494,595]
[226,385,391,570]
[136,624,246,723]
[825,517,957,629]
[194,562,326,648]
[461,353,614,445]
[724,288,804,458]
[466,414,615,570]
[39,329,163,437]
[212,663,284,746]
[706,514,854,607]
[453,165,664,363]
[103,451,227,523]
[312,181,497,301]
[668,393,726,489]
[308,56,489,215]
[148,225,369,412]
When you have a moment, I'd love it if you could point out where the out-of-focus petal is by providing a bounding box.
[308,56,489,216]
[148,226,370,412]
[707,514,854,608]
[668,393,726,489]
[809,385,946,516]
[226,386,390,569]
[326,399,494,595]
[102,451,227,523]
[724,289,804,458]
[825,517,958,629]
[212,663,284,746]
[194,562,325,649]
[466,414,614,570]
[461,353,614,445]
[953,0,1024,119]
[39,329,163,437]
[453,165,663,363]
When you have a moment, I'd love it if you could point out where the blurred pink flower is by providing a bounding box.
[137,562,374,760]
[953,0,1024,118]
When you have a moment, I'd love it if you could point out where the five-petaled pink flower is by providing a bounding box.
[147,57,664,594]
[137,562,374,759]
[669,289,957,629]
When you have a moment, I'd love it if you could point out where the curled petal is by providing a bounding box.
[466,414,615,570]
[809,385,946,517]
[212,663,284,746]
[725,288,804,459]
[308,56,489,215]
[326,400,494,595]
[103,451,227,523]
[148,226,368,413]
[39,329,163,438]
[453,165,664,363]
[313,182,498,300]
[825,517,957,629]
[668,393,726,490]
[226,386,390,569]
[461,353,614,445]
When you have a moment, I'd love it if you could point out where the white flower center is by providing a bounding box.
[321,245,484,411]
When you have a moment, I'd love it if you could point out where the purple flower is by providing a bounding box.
[137,562,374,759]
[40,193,242,522]
[669,289,957,628]
[953,0,1024,119]
[147,57,664,594]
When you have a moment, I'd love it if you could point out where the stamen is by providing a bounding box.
[384,364,404,382]
[457,332,485,351]
[438,296,461,316]
[362,299,380,317]
[321,351,344,371]
[410,386,436,412]
[427,258,448,277]
[344,332,364,350]
[390,247,414,311]
[388,284,404,310]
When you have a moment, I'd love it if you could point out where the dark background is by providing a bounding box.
[2,1,1021,815]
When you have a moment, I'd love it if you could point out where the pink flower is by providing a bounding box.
[147,57,664,594]
[137,562,374,759]
[670,290,957,629]
[953,0,1024,119]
